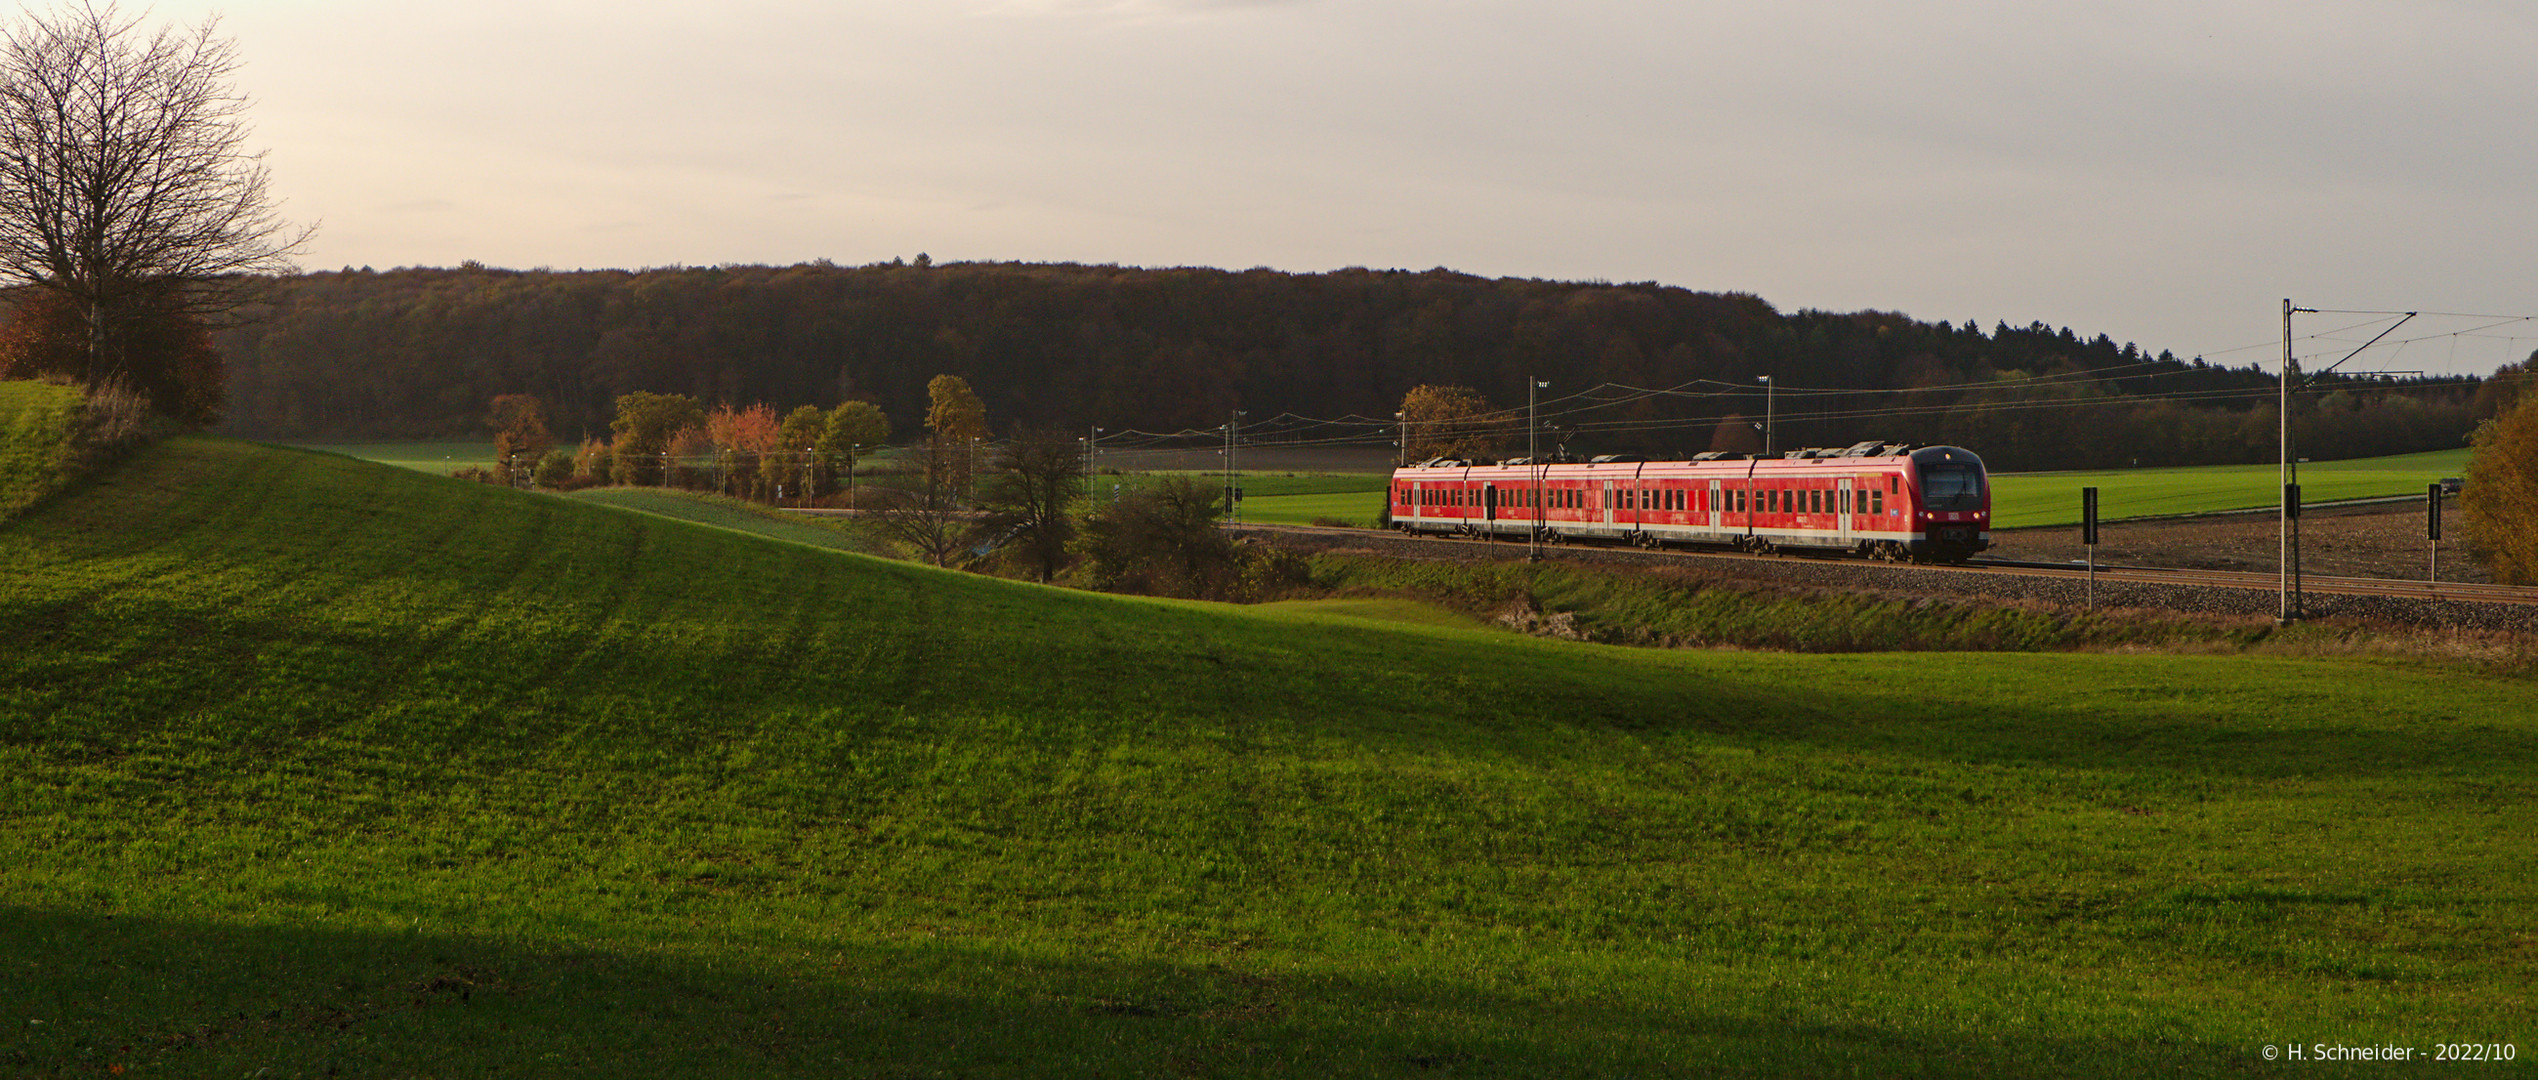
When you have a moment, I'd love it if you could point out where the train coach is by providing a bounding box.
[1388,442,1991,563]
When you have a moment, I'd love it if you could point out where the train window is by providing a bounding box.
[1872,490,1883,514]
[1812,490,1824,514]
[1922,464,1986,511]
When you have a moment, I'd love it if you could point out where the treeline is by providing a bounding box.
[212,261,2484,471]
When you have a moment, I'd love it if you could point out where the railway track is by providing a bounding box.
[1242,523,2538,617]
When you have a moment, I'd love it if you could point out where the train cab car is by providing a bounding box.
[1904,446,1990,562]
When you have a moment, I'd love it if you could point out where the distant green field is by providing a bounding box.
[1990,449,2471,528]
[2,437,2531,1076]
[1240,487,1390,527]
[1224,449,2477,531]
[298,440,921,480]
[563,487,882,555]
[1098,471,1392,527]
[289,439,499,473]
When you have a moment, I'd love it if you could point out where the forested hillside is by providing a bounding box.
[212,261,2481,470]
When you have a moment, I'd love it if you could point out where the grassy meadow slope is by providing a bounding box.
[0,381,87,520]
[1,439,2531,1077]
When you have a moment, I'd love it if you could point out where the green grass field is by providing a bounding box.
[1,437,2529,1075]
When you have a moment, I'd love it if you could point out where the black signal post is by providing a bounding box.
[2284,483,2304,618]
[2080,487,2099,611]
[2428,482,2443,584]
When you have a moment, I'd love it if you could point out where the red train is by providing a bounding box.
[1388,442,1992,562]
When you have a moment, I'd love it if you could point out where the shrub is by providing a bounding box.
[533,448,575,488]
[1076,477,1237,598]
[574,437,614,485]
[2462,398,2538,584]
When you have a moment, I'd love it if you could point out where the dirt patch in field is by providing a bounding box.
[1990,499,2488,583]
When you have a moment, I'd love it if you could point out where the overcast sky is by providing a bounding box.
[134,0,2538,377]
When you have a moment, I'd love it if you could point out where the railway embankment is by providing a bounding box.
[1251,526,2535,654]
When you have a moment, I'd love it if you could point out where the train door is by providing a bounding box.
[1708,480,1722,533]
[1837,477,1855,546]
[1601,481,1614,529]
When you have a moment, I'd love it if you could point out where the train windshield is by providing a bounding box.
[1920,464,1986,510]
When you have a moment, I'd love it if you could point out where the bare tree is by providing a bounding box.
[860,471,980,569]
[0,2,309,394]
[977,426,1085,583]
